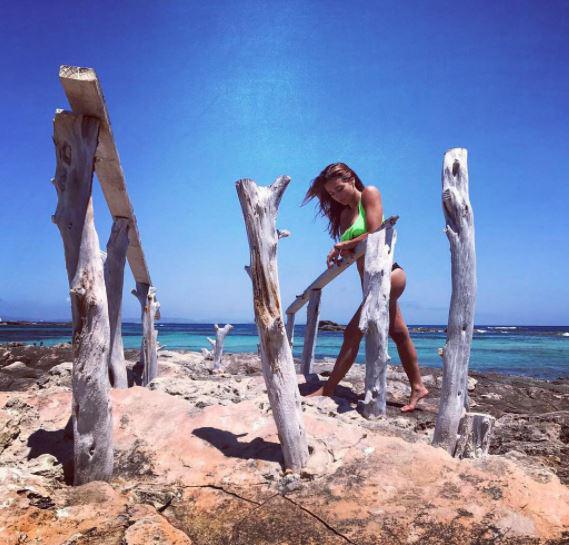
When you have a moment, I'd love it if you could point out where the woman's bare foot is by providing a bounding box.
[401,386,429,412]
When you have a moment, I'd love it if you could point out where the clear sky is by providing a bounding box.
[0,1,567,325]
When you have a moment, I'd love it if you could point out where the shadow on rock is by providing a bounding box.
[27,418,74,484]
[193,427,284,465]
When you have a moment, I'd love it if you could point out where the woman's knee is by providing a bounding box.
[390,325,410,345]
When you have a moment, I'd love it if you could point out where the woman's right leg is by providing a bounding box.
[305,303,364,397]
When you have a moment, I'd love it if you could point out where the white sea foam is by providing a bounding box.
[489,326,517,330]
[475,329,486,333]
[561,332,569,337]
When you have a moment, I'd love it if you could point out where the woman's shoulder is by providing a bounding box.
[361,185,382,205]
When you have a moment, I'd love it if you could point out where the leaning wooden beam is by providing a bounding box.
[58,65,159,317]
[52,110,113,484]
[104,217,129,388]
[301,289,322,376]
[132,283,160,386]
[285,216,399,316]
[236,176,309,472]
[453,413,496,458]
[212,324,234,371]
[358,226,397,418]
[433,148,477,454]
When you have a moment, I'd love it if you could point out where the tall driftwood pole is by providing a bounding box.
[358,225,397,418]
[301,289,321,377]
[236,176,309,472]
[132,283,159,386]
[52,110,113,484]
[104,217,129,388]
[433,148,477,453]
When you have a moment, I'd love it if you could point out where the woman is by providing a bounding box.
[302,162,428,412]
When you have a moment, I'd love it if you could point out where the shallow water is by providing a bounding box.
[2,323,568,380]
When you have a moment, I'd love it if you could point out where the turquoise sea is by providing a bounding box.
[1,323,568,380]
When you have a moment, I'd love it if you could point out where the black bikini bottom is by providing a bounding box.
[392,262,403,271]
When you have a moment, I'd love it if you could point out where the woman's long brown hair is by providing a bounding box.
[303,162,365,240]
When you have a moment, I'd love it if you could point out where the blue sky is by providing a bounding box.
[0,0,567,325]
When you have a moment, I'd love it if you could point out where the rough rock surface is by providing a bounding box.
[0,345,568,544]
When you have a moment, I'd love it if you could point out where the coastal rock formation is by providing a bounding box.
[318,320,346,332]
[0,345,568,544]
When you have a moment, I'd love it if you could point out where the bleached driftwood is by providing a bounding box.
[52,111,113,484]
[453,412,495,459]
[433,148,477,454]
[132,283,160,386]
[285,312,296,347]
[59,66,155,300]
[301,289,321,376]
[285,216,399,316]
[211,324,234,370]
[236,176,309,472]
[358,226,397,418]
[104,217,129,388]
[201,348,213,360]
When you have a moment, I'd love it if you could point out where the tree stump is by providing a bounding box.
[104,217,129,388]
[236,176,309,472]
[132,283,159,386]
[453,412,495,458]
[52,110,113,484]
[433,148,477,454]
[358,226,397,418]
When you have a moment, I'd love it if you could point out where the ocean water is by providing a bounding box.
[1,322,568,380]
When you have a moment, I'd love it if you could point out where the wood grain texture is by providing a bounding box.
[52,110,113,484]
[433,148,477,453]
[132,283,160,386]
[301,289,321,376]
[104,217,129,389]
[59,65,155,300]
[358,227,397,418]
[454,412,495,458]
[236,176,309,471]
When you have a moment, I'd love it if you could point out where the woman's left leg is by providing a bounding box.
[389,269,429,411]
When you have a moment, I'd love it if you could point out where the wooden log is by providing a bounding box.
[285,312,296,347]
[453,412,495,459]
[236,176,309,472]
[285,216,399,316]
[104,217,129,388]
[358,227,397,418]
[212,324,234,371]
[301,289,322,376]
[52,110,113,484]
[433,148,477,454]
[132,283,160,386]
[59,65,158,318]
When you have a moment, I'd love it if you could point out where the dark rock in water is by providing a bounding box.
[318,320,345,332]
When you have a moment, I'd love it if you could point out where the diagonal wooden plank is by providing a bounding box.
[58,65,152,288]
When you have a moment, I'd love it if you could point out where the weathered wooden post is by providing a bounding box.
[52,110,113,484]
[104,217,129,388]
[211,323,234,371]
[236,176,309,472]
[285,313,295,347]
[301,289,322,377]
[132,283,160,386]
[453,413,496,458]
[358,225,397,418]
[433,148,478,454]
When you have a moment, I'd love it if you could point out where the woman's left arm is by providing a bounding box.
[335,186,383,251]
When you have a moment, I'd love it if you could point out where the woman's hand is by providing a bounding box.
[326,242,355,268]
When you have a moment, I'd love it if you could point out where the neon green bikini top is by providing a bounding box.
[340,199,384,242]
[340,199,366,242]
